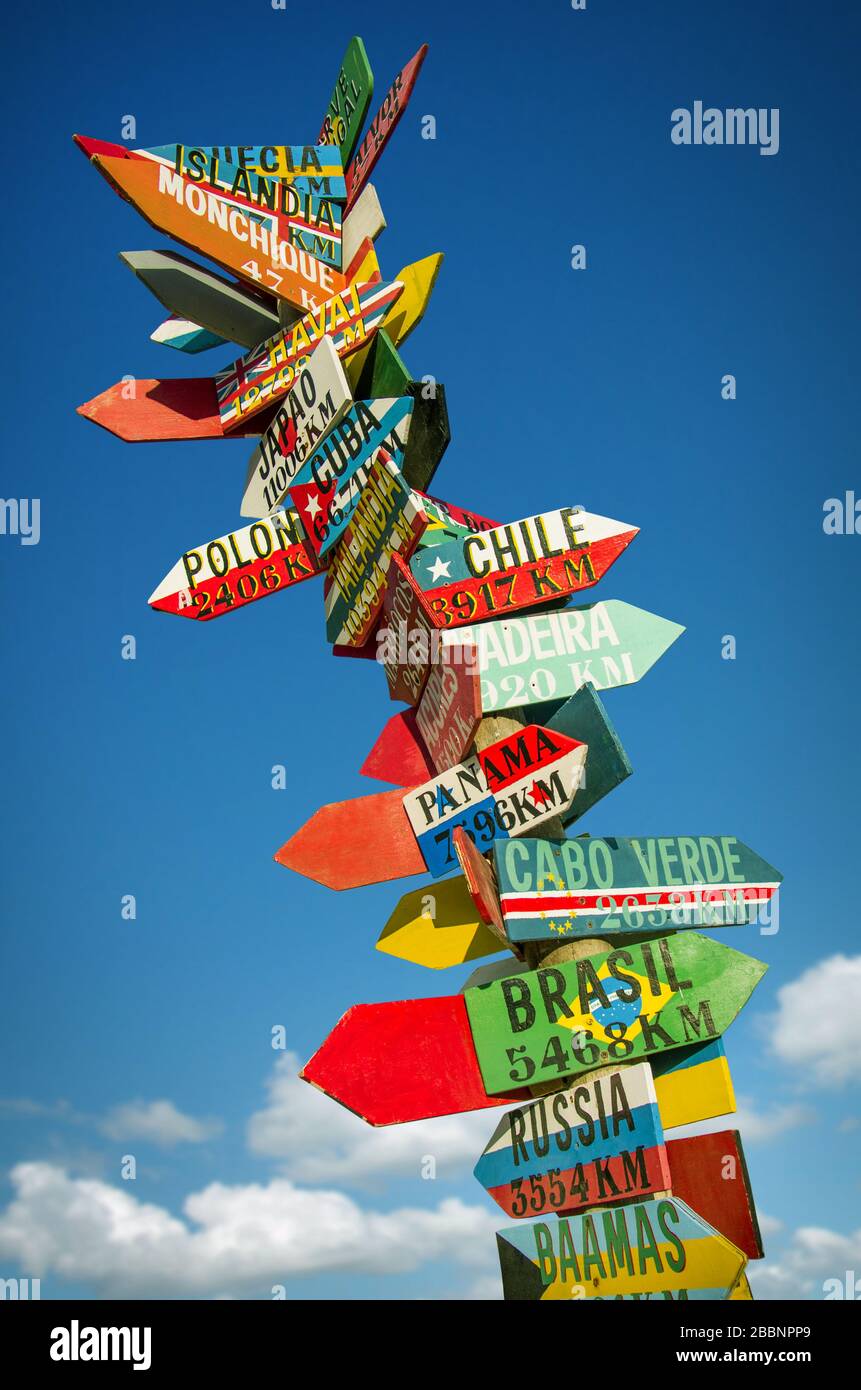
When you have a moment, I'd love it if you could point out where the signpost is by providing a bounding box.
[77,33,774,1305]
[463,931,767,1095]
[239,336,353,518]
[149,509,322,620]
[493,835,783,942]
[402,724,588,876]
[408,508,639,627]
[495,1196,747,1301]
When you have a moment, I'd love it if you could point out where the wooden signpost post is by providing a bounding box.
[77,33,775,1304]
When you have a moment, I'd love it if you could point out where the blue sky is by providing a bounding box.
[1,0,859,1299]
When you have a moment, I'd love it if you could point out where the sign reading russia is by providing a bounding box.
[493,835,783,941]
[463,931,767,1095]
[408,508,638,628]
[402,725,587,877]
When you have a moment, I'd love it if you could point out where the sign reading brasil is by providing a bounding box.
[463,931,767,1095]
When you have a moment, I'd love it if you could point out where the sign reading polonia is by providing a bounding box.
[496,1196,747,1301]
[440,601,685,713]
[239,336,353,518]
[148,508,322,620]
[402,725,587,877]
[408,508,638,627]
[463,931,767,1096]
[215,279,403,430]
[493,835,783,942]
[475,1062,670,1220]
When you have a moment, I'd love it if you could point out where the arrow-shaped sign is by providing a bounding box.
[493,835,783,942]
[402,724,587,877]
[464,932,767,1096]
[302,994,735,1128]
[495,1196,747,1301]
[344,44,429,209]
[317,35,375,163]
[443,600,686,713]
[376,872,502,970]
[408,508,638,627]
[148,508,322,620]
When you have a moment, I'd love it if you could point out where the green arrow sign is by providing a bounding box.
[444,600,685,712]
[463,932,767,1096]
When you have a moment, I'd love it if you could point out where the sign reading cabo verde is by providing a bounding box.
[91,152,351,312]
[496,1197,747,1301]
[402,725,587,877]
[317,36,374,162]
[463,932,767,1096]
[409,508,638,627]
[441,601,685,713]
[215,279,403,429]
[240,336,353,518]
[290,397,414,557]
[475,1062,670,1221]
[324,456,429,647]
[148,509,322,620]
[494,835,783,942]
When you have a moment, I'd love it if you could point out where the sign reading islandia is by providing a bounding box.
[215,279,403,430]
[239,336,353,518]
[475,1062,670,1220]
[463,931,767,1096]
[442,601,685,713]
[494,835,783,941]
[148,508,322,620]
[496,1196,747,1301]
[408,508,638,627]
[402,725,587,877]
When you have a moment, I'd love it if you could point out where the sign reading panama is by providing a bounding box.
[493,835,783,941]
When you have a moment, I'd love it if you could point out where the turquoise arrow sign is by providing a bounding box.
[439,600,684,713]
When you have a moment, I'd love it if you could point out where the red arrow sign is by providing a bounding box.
[274,786,424,889]
[345,45,429,209]
[301,997,738,1130]
[360,708,436,786]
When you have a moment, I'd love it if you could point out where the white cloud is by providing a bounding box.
[749,1224,861,1300]
[0,1162,497,1299]
[247,1054,491,1188]
[669,1095,813,1145]
[757,1211,784,1238]
[765,954,861,1086]
[99,1100,223,1148]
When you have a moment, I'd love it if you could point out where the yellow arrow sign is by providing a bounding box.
[377,874,501,969]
